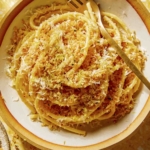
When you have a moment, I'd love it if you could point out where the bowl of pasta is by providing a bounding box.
[0,0,150,149]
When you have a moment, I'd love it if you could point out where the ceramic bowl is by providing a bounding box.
[0,0,150,149]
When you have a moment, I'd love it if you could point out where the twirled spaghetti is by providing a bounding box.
[7,2,146,135]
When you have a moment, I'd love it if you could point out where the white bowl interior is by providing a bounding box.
[0,0,150,147]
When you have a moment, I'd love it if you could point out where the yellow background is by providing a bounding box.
[0,0,150,150]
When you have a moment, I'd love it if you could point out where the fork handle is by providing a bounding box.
[100,25,150,90]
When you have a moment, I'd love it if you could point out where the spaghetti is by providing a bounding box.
[7,2,146,135]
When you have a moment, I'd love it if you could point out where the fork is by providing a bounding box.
[67,0,150,90]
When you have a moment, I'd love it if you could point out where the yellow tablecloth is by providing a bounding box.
[0,0,150,150]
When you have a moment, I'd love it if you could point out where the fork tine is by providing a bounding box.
[78,0,87,3]
[67,2,77,10]
[76,0,84,5]
[67,0,87,12]
[67,0,81,8]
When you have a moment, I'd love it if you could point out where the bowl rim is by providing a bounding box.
[0,0,150,149]
[0,0,33,46]
[0,93,150,150]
